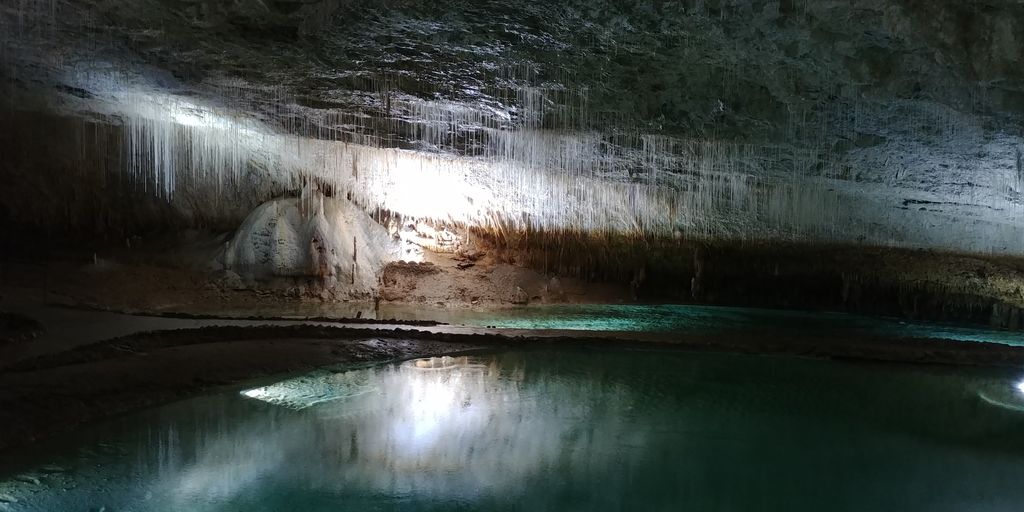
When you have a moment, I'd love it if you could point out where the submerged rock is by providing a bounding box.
[13,475,40,486]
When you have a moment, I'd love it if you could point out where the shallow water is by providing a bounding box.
[3,348,1024,511]
[445,304,1024,346]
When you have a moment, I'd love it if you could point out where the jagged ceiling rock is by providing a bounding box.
[4,1,1019,137]
[2,0,1023,251]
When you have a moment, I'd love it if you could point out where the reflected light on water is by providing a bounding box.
[395,357,490,453]
[210,354,632,504]
[180,355,581,505]
[9,350,1024,511]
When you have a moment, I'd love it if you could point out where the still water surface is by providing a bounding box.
[3,348,1024,511]
[446,304,1024,345]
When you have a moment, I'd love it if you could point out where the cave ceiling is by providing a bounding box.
[2,0,1024,251]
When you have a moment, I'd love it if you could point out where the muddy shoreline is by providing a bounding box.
[4,323,1024,453]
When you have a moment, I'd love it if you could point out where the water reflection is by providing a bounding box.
[216,355,637,504]
[5,350,1024,511]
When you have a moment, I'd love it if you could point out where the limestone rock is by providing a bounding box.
[223,191,401,295]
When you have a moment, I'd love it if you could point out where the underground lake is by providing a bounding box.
[2,346,1024,511]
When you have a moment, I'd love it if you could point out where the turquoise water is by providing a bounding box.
[3,348,1024,511]
[449,304,1024,345]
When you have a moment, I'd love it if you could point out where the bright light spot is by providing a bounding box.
[1017,381,1024,394]
[388,357,488,453]
[242,387,268,399]
[170,107,212,128]
[405,373,459,444]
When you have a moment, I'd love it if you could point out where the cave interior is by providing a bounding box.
[2,0,1024,509]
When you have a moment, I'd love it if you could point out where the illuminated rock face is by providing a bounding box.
[225,192,402,295]
[1,0,1024,254]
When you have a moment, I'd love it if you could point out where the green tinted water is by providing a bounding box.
[448,304,1024,345]
[3,348,1024,511]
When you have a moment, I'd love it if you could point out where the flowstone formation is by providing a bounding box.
[222,189,404,297]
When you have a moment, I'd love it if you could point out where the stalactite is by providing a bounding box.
[3,2,1024,255]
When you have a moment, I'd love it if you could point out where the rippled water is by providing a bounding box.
[3,348,1024,511]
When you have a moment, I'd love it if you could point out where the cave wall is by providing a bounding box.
[3,0,1023,254]
[2,0,1024,314]
[471,227,1024,327]
[0,110,289,243]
